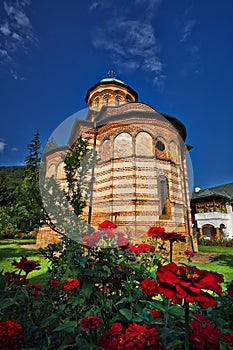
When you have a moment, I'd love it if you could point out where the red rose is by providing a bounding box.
[140,279,159,297]
[224,333,233,348]
[110,322,123,335]
[12,256,41,274]
[63,277,80,291]
[80,315,101,330]
[150,309,164,319]
[148,227,165,238]
[4,271,29,285]
[99,322,125,347]
[48,279,60,287]
[161,232,186,243]
[228,281,233,297]
[156,262,223,308]
[0,320,24,350]
[128,245,142,255]
[138,243,155,253]
[28,283,42,297]
[99,220,116,229]
[118,323,164,350]
[190,313,220,350]
[185,249,195,257]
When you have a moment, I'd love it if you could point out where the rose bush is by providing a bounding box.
[0,224,232,349]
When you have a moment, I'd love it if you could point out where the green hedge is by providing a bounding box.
[198,237,233,247]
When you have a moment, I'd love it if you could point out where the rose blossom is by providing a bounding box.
[148,227,165,238]
[99,323,123,349]
[140,279,159,297]
[0,319,24,350]
[12,256,41,274]
[224,333,233,348]
[99,220,116,229]
[48,279,60,287]
[27,283,42,297]
[156,262,223,308]
[150,309,164,319]
[227,281,233,297]
[80,315,101,330]
[117,323,164,349]
[190,313,221,350]
[185,249,195,257]
[63,277,80,291]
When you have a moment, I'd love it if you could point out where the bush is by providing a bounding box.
[0,223,233,350]
[198,237,233,247]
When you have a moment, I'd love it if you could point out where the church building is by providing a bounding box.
[38,76,194,250]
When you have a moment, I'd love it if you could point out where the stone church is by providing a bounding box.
[38,76,194,249]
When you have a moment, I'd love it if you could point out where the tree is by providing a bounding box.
[0,171,9,207]
[41,136,97,241]
[15,131,44,233]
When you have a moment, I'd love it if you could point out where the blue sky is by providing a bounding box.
[0,0,232,190]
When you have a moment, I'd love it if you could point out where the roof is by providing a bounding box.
[85,77,138,103]
[192,182,233,200]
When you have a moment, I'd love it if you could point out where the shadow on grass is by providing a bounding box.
[0,245,41,260]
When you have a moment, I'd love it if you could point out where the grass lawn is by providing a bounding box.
[0,241,232,288]
[196,245,233,288]
[0,241,49,286]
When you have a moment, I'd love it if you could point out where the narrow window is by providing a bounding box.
[158,175,169,216]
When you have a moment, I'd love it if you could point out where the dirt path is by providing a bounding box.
[178,251,221,265]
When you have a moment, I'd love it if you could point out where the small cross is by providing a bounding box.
[108,70,116,78]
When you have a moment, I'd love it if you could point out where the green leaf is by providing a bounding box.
[0,298,18,309]
[220,342,233,350]
[166,339,182,350]
[53,321,77,333]
[81,278,93,299]
[119,308,133,321]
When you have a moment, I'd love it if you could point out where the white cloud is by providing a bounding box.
[92,18,164,87]
[0,22,11,36]
[0,141,7,152]
[10,69,26,80]
[11,146,18,152]
[180,19,196,42]
[0,0,37,72]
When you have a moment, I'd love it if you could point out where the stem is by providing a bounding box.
[163,299,170,347]
[169,241,173,262]
[184,300,190,350]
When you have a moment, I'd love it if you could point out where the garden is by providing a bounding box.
[1,133,233,349]
[0,223,233,350]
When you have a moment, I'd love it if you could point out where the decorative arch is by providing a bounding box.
[135,131,153,156]
[115,95,122,106]
[101,139,112,161]
[57,162,65,180]
[114,132,133,158]
[47,163,56,178]
[202,224,216,239]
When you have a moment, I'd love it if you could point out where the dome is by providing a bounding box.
[85,77,138,110]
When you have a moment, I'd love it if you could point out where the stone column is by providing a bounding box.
[216,227,220,240]
[199,227,203,238]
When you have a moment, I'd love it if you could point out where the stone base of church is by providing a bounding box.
[36,225,62,249]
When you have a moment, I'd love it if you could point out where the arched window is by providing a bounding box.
[135,132,153,156]
[114,132,132,157]
[115,95,121,106]
[95,98,99,110]
[158,175,169,216]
